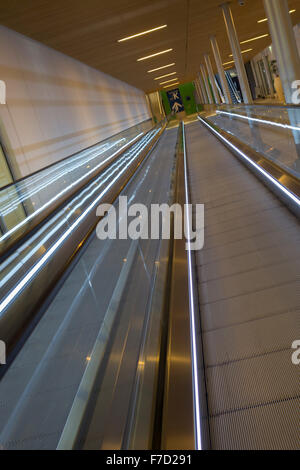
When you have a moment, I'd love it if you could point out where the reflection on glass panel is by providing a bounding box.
[0,119,154,252]
[0,144,27,234]
[203,104,300,178]
[0,144,13,188]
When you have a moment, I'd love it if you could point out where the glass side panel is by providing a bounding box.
[0,119,153,250]
[0,143,27,235]
[203,104,300,178]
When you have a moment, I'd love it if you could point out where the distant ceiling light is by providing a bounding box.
[163,82,180,88]
[154,72,177,80]
[240,34,269,44]
[137,49,173,61]
[118,25,167,42]
[147,63,175,73]
[229,48,252,57]
[223,60,235,65]
[159,78,178,85]
[258,9,296,23]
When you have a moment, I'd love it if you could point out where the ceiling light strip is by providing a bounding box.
[118,25,167,42]
[159,78,178,85]
[240,34,269,44]
[154,72,177,80]
[229,48,252,57]
[137,49,173,61]
[147,63,175,73]
[258,9,296,23]
[163,82,180,88]
[223,60,235,66]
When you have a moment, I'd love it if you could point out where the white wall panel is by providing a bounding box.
[0,26,150,178]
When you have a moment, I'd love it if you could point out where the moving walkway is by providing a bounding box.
[0,105,299,450]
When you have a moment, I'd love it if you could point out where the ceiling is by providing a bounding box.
[0,0,299,93]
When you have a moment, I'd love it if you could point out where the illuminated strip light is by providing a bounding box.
[0,134,143,244]
[1,131,157,284]
[197,116,300,208]
[216,110,300,132]
[182,121,202,450]
[229,48,252,57]
[159,78,178,85]
[1,141,125,212]
[223,60,235,66]
[137,49,173,61]
[0,140,126,215]
[1,142,124,216]
[154,72,177,80]
[118,25,167,42]
[147,63,175,73]
[258,9,296,23]
[163,82,180,88]
[0,129,161,314]
[240,34,269,44]
[0,142,115,205]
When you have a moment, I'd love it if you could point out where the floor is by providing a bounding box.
[185,119,300,450]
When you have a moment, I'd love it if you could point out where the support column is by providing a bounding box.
[200,64,213,104]
[197,78,206,103]
[250,59,259,99]
[204,54,221,104]
[262,54,275,97]
[263,0,300,104]
[256,60,268,97]
[197,72,208,104]
[221,2,253,104]
[210,35,232,104]
[194,79,203,104]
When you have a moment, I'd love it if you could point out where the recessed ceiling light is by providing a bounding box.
[258,9,296,23]
[154,72,177,80]
[163,82,180,88]
[159,78,178,85]
[147,63,175,73]
[229,48,252,57]
[223,60,235,65]
[240,34,269,44]
[118,25,167,42]
[137,49,173,61]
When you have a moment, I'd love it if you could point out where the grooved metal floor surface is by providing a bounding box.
[185,120,300,450]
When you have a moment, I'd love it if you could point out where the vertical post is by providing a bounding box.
[210,35,232,104]
[262,54,275,97]
[221,2,253,104]
[204,54,221,104]
[250,60,260,99]
[194,79,203,104]
[197,78,205,103]
[200,64,213,104]
[263,0,300,104]
[256,60,268,97]
[197,72,209,104]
